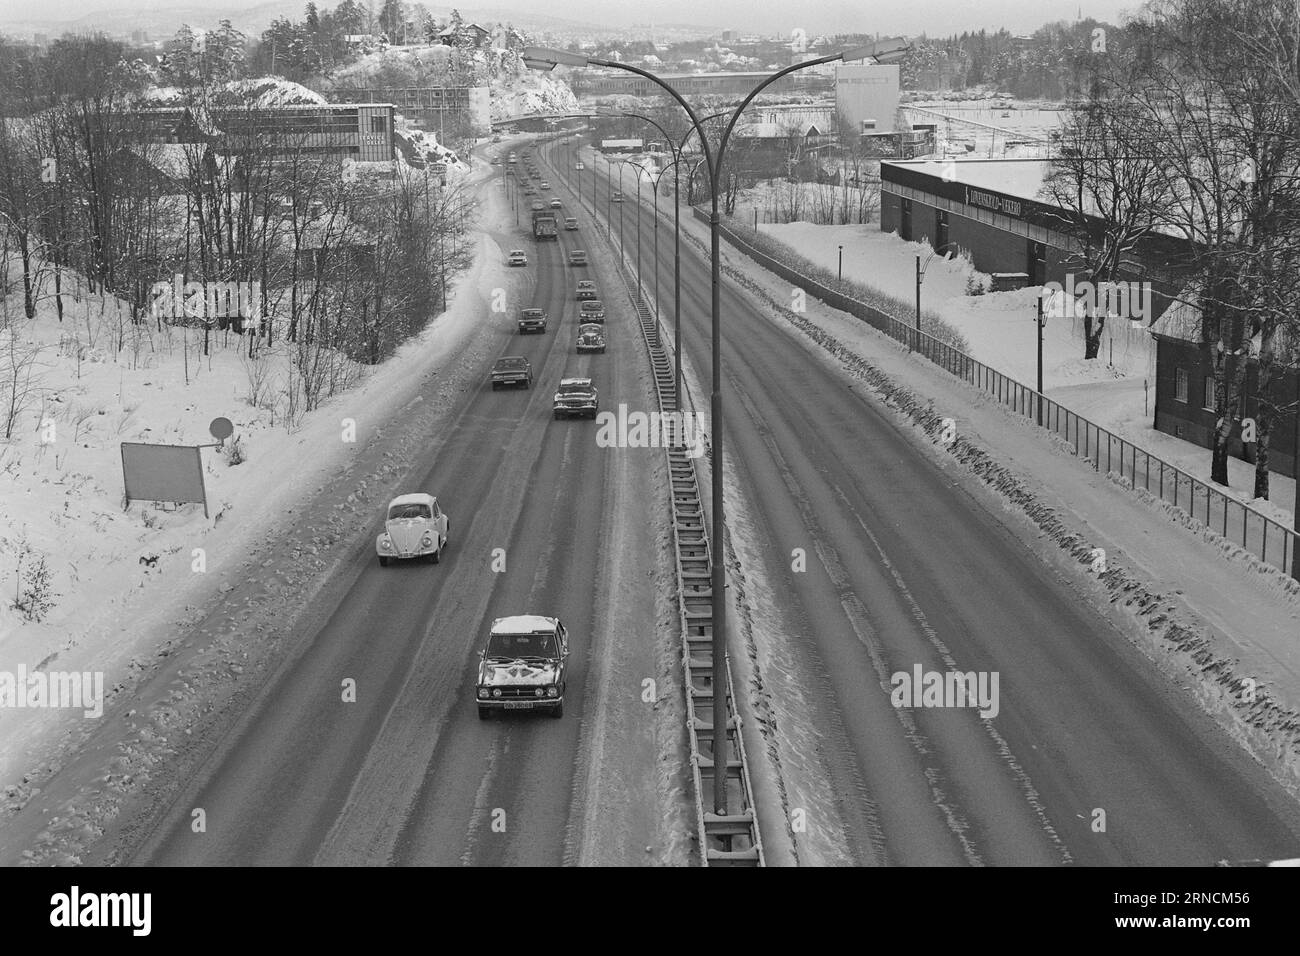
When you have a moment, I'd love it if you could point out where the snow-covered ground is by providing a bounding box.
[758,221,1296,526]
[0,154,500,785]
[324,41,579,123]
[902,101,1067,158]
[144,78,329,108]
[648,189,1300,817]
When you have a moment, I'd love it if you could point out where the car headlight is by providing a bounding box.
[380,537,392,550]
[478,687,489,699]
[492,688,502,699]
[422,533,433,546]
[534,687,545,698]
[546,686,558,698]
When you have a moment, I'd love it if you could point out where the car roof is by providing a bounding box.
[582,299,603,306]
[495,355,528,364]
[577,279,595,286]
[509,249,525,255]
[521,307,544,313]
[491,614,559,634]
[389,493,436,507]
[558,377,593,387]
[578,323,603,332]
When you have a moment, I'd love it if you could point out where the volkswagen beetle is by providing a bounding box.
[376,493,449,566]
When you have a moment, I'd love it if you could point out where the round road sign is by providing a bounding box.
[209,417,234,441]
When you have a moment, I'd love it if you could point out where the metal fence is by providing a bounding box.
[702,210,1300,577]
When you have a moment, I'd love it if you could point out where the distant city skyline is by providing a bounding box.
[0,0,1144,37]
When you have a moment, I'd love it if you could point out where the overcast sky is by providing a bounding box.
[0,0,1144,34]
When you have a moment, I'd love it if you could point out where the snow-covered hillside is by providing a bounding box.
[143,78,329,108]
[324,41,578,123]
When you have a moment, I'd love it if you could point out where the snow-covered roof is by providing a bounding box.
[736,121,826,138]
[1150,289,1297,359]
[1150,290,1201,343]
[491,615,559,634]
[883,158,1050,202]
[124,142,202,181]
[388,492,436,507]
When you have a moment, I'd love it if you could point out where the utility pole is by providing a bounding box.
[913,254,921,353]
[1293,370,1300,582]
[1037,293,1045,426]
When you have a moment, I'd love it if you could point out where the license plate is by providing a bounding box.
[503,701,534,710]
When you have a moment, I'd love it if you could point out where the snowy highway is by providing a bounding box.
[562,140,1300,865]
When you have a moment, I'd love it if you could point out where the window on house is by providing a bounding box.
[1203,375,1216,411]
[371,115,387,133]
[1175,367,1188,403]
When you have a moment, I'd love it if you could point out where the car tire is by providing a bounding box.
[378,555,389,567]
[432,543,441,564]
[478,706,491,720]
[550,701,563,718]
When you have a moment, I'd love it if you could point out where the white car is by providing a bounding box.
[376,493,449,566]
[508,249,528,267]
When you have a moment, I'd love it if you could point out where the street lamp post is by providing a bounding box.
[625,159,659,310]
[618,161,626,257]
[915,242,959,356]
[838,244,843,281]
[1036,293,1045,426]
[525,37,911,820]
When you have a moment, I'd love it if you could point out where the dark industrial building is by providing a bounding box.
[139,103,397,162]
[879,157,1298,478]
[879,158,1187,304]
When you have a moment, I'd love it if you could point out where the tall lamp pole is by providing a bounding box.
[1036,294,1045,426]
[625,159,657,309]
[915,241,958,356]
[525,38,911,820]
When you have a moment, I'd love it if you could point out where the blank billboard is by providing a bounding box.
[120,443,209,517]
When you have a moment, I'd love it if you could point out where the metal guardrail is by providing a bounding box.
[700,209,1300,578]
[547,141,764,865]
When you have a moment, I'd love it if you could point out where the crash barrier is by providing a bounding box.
[695,208,1300,578]
[547,142,765,865]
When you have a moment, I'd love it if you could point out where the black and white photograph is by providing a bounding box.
[0,0,1296,926]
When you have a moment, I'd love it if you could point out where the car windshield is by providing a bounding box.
[578,281,594,289]
[486,631,557,658]
[583,301,602,310]
[522,309,542,318]
[388,502,431,520]
[496,357,527,368]
[559,381,591,394]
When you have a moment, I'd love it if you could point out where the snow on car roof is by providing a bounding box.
[389,492,436,507]
[558,377,593,387]
[491,615,559,634]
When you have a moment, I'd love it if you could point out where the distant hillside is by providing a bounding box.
[0,1,686,39]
